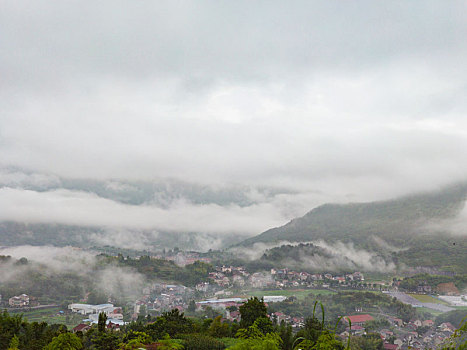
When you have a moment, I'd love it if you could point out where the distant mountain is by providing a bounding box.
[0,222,245,252]
[0,168,293,207]
[240,183,467,273]
[0,168,284,252]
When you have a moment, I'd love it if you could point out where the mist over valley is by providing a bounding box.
[1,1,467,348]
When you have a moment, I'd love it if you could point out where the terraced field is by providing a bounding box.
[14,307,84,329]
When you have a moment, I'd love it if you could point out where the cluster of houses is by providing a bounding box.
[62,260,461,347]
[153,251,212,267]
[68,303,125,329]
[1,293,37,308]
[207,265,250,288]
[204,265,366,290]
[336,313,460,349]
[134,283,196,319]
[272,269,364,288]
[67,282,461,349]
[8,293,30,307]
[270,311,305,328]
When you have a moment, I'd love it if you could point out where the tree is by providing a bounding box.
[277,321,293,350]
[254,317,274,336]
[236,323,265,340]
[98,312,107,333]
[205,306,222,319]
[0,311,24,349]
[295,316,324,343]
[139,304,147,317]
[92,332,120,350]
[295,332,344,350]
[208,316,230,338]
[349,332,383,350]
[44,333,83,350]
[145,309,193,338]
[154,334,184,350]
[239,297,268,328]
[8,335,19,350]
[121,331,151,349]
[183,334,225,350]
[188,300,196,312]
[228,332,282,350]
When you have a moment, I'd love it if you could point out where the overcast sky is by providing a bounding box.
[1,1,467,237]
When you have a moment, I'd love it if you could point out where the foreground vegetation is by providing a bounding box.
[2,297,466,350]
[0,298,347,350]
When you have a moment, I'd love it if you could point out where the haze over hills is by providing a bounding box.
[1,3,467,349]
[0,168,300,251]
[239,183,467,273]
[2,173,467,268]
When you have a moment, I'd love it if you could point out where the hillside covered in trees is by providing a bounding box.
[240,183,467,273]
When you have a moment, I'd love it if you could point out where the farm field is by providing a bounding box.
[14,307,84,329]
[408,294,450,305]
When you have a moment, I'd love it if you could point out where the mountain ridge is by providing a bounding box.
[238,183,467,272]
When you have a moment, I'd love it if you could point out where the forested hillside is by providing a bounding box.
[240,183,467,272]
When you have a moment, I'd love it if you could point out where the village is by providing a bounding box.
[85,263,467,349]
[3,260,466,350]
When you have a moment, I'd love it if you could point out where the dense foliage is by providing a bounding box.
[1,298,467,349]
[0,298,348,350]
[0,310,65,350]
[103,254,213,287]
[399,273,467,292]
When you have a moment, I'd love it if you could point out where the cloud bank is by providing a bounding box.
[0,187,287,234]
[0,245,145,299]
[1,1,467,241]
[230,240,396,272]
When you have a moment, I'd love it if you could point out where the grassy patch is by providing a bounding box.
[408,294,450,305]
[416,307,445,317]
[20,307,84,329]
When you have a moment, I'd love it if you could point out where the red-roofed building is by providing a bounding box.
[345,324,365,335]
[342,314,374,326]
[423,319,434,327]
[383,343,399,350]
[228,311,241,322]
[106,322,120,331]
[439,322,456,333]
[72,323,91,333]
[346,325,364,330]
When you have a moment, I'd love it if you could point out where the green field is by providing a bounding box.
[416,306,445,317]
[14,307,84,329]
[408,294,450,305]
[247,289,336,301]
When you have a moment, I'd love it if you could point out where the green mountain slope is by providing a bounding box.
[240,183,467,272]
